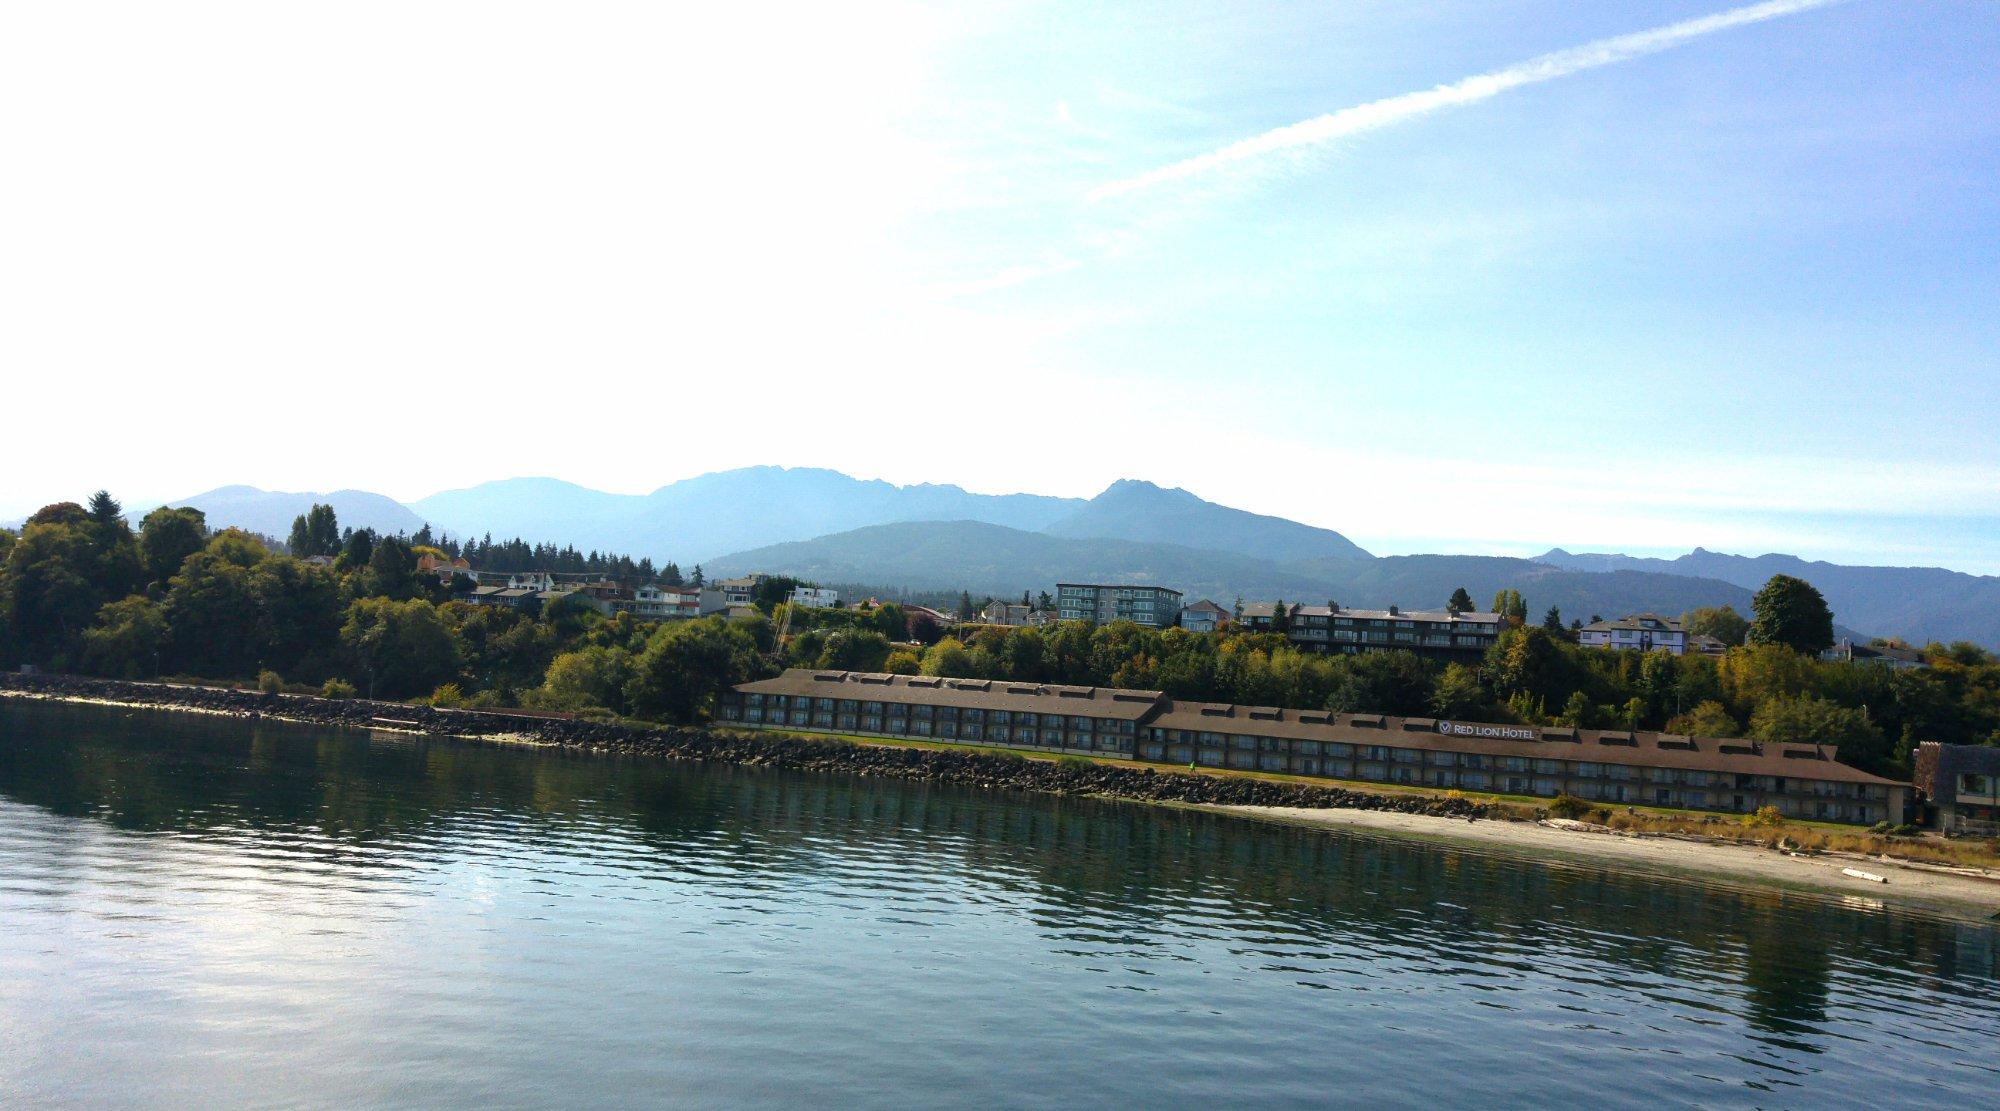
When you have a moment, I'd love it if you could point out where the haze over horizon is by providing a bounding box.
[4,2,1995,571]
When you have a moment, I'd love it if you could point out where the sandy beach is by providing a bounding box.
[1213,803,2000,922]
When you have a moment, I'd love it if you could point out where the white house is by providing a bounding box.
[789,586,839,609]
[1578,613,1687,655]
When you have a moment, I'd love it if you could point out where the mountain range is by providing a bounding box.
[98,467,2000,648]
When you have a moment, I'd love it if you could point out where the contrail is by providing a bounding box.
[1092,0,1849,201]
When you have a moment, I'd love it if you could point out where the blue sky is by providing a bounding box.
[2,1,1995,570]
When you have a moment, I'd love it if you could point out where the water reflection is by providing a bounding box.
[2,699,1997,1108]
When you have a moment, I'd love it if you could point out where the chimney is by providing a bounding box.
[1388,605,1399,616]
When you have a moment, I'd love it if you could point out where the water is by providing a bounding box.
[1,700,1995,1109]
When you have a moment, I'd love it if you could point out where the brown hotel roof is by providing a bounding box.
[1147,701,1901,786]
[735,669,1167,720]
[734,670,1900,786]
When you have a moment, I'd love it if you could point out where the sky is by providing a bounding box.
[3,1,1996,571]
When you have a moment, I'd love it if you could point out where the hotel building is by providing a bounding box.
[717,669,1907,825]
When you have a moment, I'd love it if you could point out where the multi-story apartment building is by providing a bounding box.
[716,669,1907,825]
[1056,583,1184,628]
[1578,613,1687,655]
[1239,602,1502,660]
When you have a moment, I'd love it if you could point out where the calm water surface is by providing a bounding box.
[1,699,1996,1109]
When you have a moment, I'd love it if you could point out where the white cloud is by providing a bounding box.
[1093,0,1851,201]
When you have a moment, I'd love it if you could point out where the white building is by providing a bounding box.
[789,586,840,609]
[1578,613,1687,655]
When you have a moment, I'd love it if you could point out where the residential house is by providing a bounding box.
[1820,639,1927,669]
[719,574,769,607]
[1579,613,1688,656]
[1180,600,1230,633]
[978,601,1045,627]
[789,586,840,609]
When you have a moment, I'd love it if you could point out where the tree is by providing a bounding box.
[1683,604,1750,648]
[1269,599,1290,634]
[340,597,464,700]
[360,535,418,599]
[921,636,974,678]
[1491,589,1526,622]
[534,646,635,713]
[1749,695,1891,774]
[1541,606,1564,634]
[138,507,208,589]
[1446,587,1474,615]
[883,649,922,674]
[1429,662,1484,718]
[872,602,908,641]
[1666,700,1739,739]
[286,503,341,558]
[958,590,975,621]
[79,596,166,678]
[622,618,764,723]
[0,519,102,664]
[817,629,892,672]
[1746,575,1834,655]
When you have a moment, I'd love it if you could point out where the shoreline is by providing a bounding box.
[1208,804,2000,922]
[6,675,1998,923]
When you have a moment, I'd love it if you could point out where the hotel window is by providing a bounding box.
[1431,751,1457,766]
[963,709,984,723]
[1231,736,1257,751]
[1071,716,1093,730]
[1324,743,1351,757]
[1533,759,1563,775]
[1043,729,1063,746]
[812,712,833,727]
[815,698,834,711]
[862,716,881,731]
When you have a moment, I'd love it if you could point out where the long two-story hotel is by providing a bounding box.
[717,669,1907,825]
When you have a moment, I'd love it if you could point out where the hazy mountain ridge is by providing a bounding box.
[413,467,1084,560]
[1534,547,2000,647]
[134,468,1996,646]
[143,486,427,540]
[1042,479,1370,562]
[706,520,1763,623]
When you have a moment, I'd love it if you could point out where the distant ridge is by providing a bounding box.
[132,467,2000,647]
[1534,547,2000,648]
[1044,479,1370,563]
[147,486,427,540]
[705,520,1762,624]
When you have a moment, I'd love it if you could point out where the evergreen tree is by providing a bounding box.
[1541,605,1564,634]
[1446,587,1473,615]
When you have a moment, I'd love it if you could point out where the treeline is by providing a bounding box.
[0,495,771,718]
[5,494,1998,778]
[283,505,692,586]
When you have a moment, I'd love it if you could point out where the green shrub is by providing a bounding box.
[1549,794,1593,820]
[1743,805,1784,828]
[256,670,284,694]
[1055,754,1095,768]
[319,678,358,699]
[428,683,465,708]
